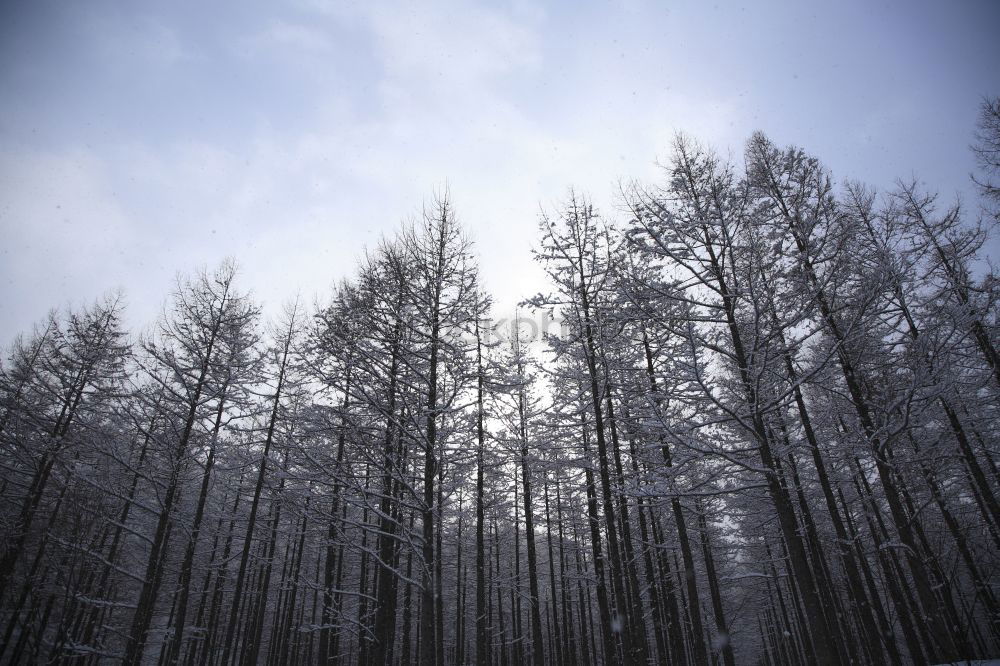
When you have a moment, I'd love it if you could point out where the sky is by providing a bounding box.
[1,0,999,345]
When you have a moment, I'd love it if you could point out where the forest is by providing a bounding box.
[1,109,999,666]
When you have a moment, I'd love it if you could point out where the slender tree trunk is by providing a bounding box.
[219,321,292,666]
[419,233,445,666]
[493,520,509,666]
[369,304,404,666]
[695,499,735,666]
[579,408,616,665]
[319,363,352,665]
[575,278,638,664]
[164,383,230,665]
[601,389,650,663]
[542,476,564,666]
[641,329,711,664]
[124,330,223,666]
[475,316,489,666]
[517,414,545,666]
[242,449,288,666]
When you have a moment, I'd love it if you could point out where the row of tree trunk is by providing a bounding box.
[1,129,998,665]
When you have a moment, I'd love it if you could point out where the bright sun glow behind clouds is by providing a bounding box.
[1,0,998,342]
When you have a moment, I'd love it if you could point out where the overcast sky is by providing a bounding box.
[2,0,999,344]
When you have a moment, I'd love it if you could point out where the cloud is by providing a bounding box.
[87,14,194,67]
[0,0,741,343]
[3,0,994,346]
[0,148,148,330]
[245,20,337,55]
[364,1,542,82]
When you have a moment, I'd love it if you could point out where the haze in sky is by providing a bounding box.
[2,0,998,343]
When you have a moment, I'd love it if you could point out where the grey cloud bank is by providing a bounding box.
[1,0,998,342]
